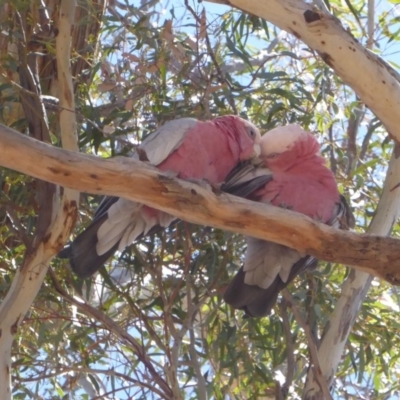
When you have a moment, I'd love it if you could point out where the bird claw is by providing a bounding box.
[279,202,293,210]
[211,182,224,195]
[185,178,222,194]
[186,177,211,189]
[163,170,179,179]
[160,174,220,194]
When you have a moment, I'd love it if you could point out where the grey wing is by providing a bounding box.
[94,196,119,220]
[221,161,273,198]
[57,195,123,278]
[139,118,198,166]
[329,195,355,230]
[223,237,312,318]
[224,254,317,318]
[58,197,177,279]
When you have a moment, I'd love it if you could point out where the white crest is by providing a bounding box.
[260,124,309,156]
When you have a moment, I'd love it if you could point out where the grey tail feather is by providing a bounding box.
[58,246,72,259]
[57,214,119,279]
[224,256,318,318]
[223,268,278,317]
[58,210,179,279]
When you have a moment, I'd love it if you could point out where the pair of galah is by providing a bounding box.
[59,116,354,317]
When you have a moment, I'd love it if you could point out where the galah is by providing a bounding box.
[222,124,354,318]
[59,116,262,278]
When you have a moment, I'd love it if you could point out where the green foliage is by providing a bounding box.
[1,0,400,398]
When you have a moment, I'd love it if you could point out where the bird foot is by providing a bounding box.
[279,202,293,210]
[185,178,222,194]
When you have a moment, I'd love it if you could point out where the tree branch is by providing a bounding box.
[279,299,295,397]
[204,0,400,145]
[283,290,333,400]
[0,2,79,397]
[1,124,400,285]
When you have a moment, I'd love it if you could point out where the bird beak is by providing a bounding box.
[251,155,264,166]
[253,143,261,158]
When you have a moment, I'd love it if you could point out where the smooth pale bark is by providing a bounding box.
[205,0,400,145]
[0,2,79,398]
[1,123,400,284]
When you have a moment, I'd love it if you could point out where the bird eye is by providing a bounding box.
[267,153,278,159]
[248,128,255,138]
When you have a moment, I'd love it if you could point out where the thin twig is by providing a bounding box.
[346,102,365,176]
[313,0,330,13]
[279,299,295,397]
[186,276,207,400]
[5,205,31,250]
[327,124,337,175]
[358,118,381,165]
[20,364,157,392]
[48,269,173,400]
[184,1,238,114]
[367,0,375,50]
[282,290,333,400]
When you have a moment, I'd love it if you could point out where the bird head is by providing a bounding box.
[213,115,262,161]
[258,124,320,168]
[236,118,262,160]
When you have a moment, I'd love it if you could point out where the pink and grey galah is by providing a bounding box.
[59,115,262,278]
[222,124,354,318]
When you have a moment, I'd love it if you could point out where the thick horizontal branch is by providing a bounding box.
[1,124,400,284]
[205,0,400,145]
